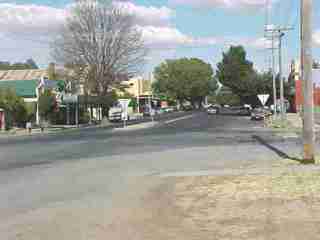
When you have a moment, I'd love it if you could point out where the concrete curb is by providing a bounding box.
[0,124,111,139]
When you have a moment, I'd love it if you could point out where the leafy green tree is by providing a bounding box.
[0,61,10,70]
[0,88,28,128]
[57,80,66,92]
[153,58,216,108]
[0,59,39,70]
[216,46,258,103]
[38,90,56,121]
[26,58,39,69]
[209,92,241,106]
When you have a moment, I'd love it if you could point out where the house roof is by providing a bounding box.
[0,69,65,98]
[0,80,38,98]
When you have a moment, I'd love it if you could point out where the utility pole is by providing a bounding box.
[265,26,293,122]
[270,34,278,118]
[264,1,277,117]
[265,29,278,118]
[278,31,285,122]
[137,77,140,114]
[148,72,154,122]
[301,0,315,163]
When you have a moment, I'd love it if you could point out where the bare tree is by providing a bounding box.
[52,0,146,96]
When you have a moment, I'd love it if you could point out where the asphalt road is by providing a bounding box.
[0,111,284,171]
[0,111,304,239]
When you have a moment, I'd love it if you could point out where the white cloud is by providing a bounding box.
[0,1,175,36]
[140,26,218,47]
[140,26,270,50]
[0,2,177,65]
[208,36,273,50]
[0,3,66,35]
[169,0,278,10]
[115,1,174,27]
[0,1,270,67]
[313,30,320,47]
[0,2,217,55]
[140,26,192,46]
[248,37,272,49]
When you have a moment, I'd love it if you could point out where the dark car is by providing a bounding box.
[238,106,251,116]
[250,108,271,121]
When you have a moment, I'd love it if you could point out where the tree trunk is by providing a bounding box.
[191,100,196,109]
[198,98,203,109]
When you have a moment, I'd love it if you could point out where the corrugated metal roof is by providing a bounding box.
[0,80,38,98]
[0,69,47,81]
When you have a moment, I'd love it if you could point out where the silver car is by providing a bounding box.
[207,106,219,115]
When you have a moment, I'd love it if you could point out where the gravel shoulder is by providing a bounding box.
[148,160,320,240]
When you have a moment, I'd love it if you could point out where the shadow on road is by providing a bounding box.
[252,135,303,163]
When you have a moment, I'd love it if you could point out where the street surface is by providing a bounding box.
[0,111,306,239]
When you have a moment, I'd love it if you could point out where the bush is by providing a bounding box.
[79,109,90,124]
[50,109,66,125]
[0,88,28,129]
[38,89,55,121]
[25,102,36,122]
[15,103,28,127]
[4,110,13,130]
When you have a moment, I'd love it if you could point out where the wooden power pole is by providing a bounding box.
[301,0,315,163]
[278,31,285,122]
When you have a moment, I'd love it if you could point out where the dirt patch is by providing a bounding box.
[3,169,320,240]
[169,172,320,239]
[89,170,320,239]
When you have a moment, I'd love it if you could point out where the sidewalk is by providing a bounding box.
[0,123,108,138]
[0,117,154,138]
[0,127,73,137]
[286,113,303,129]
[286,113,320,131]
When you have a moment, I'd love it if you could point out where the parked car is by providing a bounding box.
[164,107,174,113]
[250,108,272,121]
[203,104,212,109]
[206,106,219,115]
[155,108,165,115]
[142,106,152,117]
[183,105,193,111]
[108,106,122,122]
[238,106,252,116]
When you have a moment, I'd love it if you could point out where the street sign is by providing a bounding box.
[258,94,270,106]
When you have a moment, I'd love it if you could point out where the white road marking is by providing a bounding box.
[164,114,195,124]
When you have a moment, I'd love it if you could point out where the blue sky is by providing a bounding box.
[1,0,320,77]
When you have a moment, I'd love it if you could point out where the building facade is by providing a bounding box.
[0,69,63,124]
[291,59,320,112]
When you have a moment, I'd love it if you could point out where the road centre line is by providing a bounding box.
[164,114,195,124]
